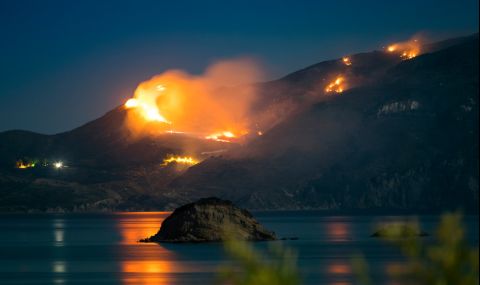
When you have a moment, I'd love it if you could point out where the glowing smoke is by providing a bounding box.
[124,58,263,141]
[386,37,422,60]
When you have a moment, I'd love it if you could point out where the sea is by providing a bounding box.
[0,211,478,285]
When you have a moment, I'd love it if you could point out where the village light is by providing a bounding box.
[54,161,63,169]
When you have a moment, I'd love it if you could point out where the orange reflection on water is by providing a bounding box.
[326,220,350,241]
[327,262,352,275]
[116,212,184,285]
[116,212,169,244]
[121,256,198,285]
[122,260,173,274]
[121,253,185,285]
[122,276,171,285]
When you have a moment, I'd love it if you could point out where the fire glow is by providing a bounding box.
[124,58,261,142]
[386,38,420,60]
[325,76,346,94]
[16,160,35,169]
[342,57,352,66]
[124,84,170,124]
[205,131,239,142]
[161,155,199,166]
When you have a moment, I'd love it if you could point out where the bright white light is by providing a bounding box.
[54,162,63,169]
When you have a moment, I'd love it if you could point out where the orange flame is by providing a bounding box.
[16,160,35,169]
[325,76,346,94]
[124,84,170,124]
[124,59,261,140]
[125,98,139,108]
[386,38,420,60]
[342,57,352,66]
[205,131,236,142]
[161,155,199,166]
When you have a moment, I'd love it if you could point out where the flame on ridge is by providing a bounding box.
[161,155,199,166]
[325,76,346,94]
[16,160,35,169]
[342,57,352,66]
[386,38,421,60]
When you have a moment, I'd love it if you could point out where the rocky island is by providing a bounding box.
[141,197,277,243]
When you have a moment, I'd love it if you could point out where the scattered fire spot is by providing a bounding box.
[161,155,199,166]
[400,50,417,60]
[386,38,420,60]
[16,160,35,169]
[342,57,351,66]
[325,76,346,94]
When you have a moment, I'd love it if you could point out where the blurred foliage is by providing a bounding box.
[351,253,373,285]
[370,220,428,238]
[218,239,301,285]
[219,212,478,285]
[354,211,479,285]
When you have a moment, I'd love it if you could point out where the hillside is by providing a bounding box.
[171,35,479,211]
[0,34,478,212]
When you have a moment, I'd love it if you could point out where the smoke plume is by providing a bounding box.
[124,58,263,141]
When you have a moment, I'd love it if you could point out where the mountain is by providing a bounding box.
[172,35,479,211]
[0,33,478,212]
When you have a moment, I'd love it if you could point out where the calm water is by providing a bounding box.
[0,212,477,285]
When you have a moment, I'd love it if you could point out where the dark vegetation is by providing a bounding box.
[219,212,479,285]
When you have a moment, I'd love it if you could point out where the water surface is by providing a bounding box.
[0,212,477,284]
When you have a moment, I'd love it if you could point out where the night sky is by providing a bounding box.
[0,0,478,134]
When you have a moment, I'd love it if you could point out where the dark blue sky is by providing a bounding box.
[0,0,478,134]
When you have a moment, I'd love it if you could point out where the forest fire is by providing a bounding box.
[16,160,35,169]
[386,38,420,60]
[124,59,260,141]
[325,76,346,94]
[124,98,139,108]
[342,57,352,66]
[205,131,240,142]
[400,50,417,60]
[161,155,199,166]
[124,84,170,124]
